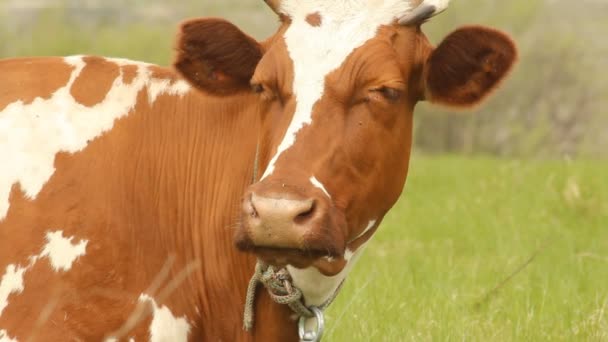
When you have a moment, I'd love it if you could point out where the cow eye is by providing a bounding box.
[251,83,264,94]
[376,86,402,102]
[251,82,279,102]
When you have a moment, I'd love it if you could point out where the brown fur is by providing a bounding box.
[0,58,297,341]
[305,12,323,27]
[0,57,72,111]
[71,56,120,107]
[121,64,138,85]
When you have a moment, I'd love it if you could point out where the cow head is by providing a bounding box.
[175,0,516,305]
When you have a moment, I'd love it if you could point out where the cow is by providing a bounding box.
[0,0,517,341]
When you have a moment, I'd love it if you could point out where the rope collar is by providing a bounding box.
[243,260,342,341]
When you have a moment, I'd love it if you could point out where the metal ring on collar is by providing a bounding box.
[298,306,325,342]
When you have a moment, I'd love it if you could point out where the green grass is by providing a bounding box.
[326,155,608,341]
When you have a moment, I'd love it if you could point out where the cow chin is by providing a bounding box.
[234,189,348,276]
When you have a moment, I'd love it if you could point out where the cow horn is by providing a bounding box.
[399,0,450,25]
[263,0,282,15]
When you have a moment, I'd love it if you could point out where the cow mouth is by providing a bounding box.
[252,245,333,266]
[237,243,347,276]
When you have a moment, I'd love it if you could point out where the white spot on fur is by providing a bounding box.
[0,56,191,220]
[0,231,87,318]
[0,265,26,316]
[344,248,354,262]
[0,330,18,342]
[139,294,190,342]
[287,242,369,307]
[262,1,413,178]
[350,219,377,243]
[310,176,331,198]
[39,231,88,272]
[147,79,191,105]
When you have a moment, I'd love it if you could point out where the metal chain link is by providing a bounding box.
[298,307,325,342]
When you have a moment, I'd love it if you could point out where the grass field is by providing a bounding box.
[326,155,608,341]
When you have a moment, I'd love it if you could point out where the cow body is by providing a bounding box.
[0,1,517,341]
[0,56,294,341]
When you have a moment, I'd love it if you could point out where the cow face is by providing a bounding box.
[175,3,516,280]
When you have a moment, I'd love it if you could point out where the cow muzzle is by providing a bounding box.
[235,184,346,269]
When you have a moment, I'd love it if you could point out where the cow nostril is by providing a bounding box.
[294,200,316,224]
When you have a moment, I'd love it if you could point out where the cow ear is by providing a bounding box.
[423,25,517,108]
[174,18,263,96]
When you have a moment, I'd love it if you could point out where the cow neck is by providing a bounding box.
[126,89,263,339]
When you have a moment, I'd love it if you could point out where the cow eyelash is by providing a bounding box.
[251,83,265,94]
[373,86,403,102]
[251,83,280,102]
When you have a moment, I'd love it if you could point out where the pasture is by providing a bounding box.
[1,1,606,341]
[327,156,608,341]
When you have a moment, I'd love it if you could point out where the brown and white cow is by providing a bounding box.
[0,0,516,341]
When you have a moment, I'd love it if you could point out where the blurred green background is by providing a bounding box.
[1,0,606,158]
[1,1,606,341]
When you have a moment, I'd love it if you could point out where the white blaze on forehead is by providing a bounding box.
[0,330,18,342]
[139,294,190,342]
[40,231,88,272]
[0,56,191,221]
[0,231,88,318]
[262,0,413,179]
[310,176,331,198]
